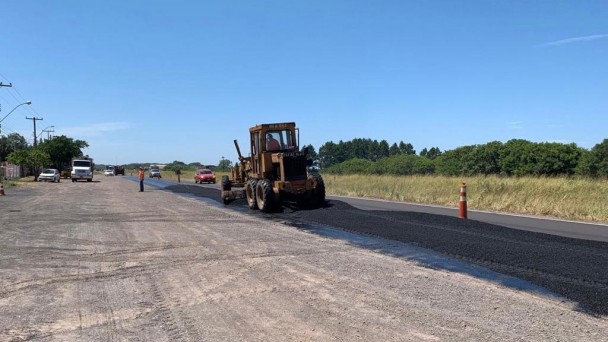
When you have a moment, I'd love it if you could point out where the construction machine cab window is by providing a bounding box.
[252,132,261,155]
[265,130,296,152]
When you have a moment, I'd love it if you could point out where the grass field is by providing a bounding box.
[6,170,606,223]
[148,170,608,223]
[322,174,608,224]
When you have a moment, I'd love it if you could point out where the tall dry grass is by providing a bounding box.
[323,174,608,223]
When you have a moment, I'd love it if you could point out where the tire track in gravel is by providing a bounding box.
[0,246,350,300]
[164,185,608,316]
[146,273,189,341]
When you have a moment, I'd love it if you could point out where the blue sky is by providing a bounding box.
[1,1,606,165]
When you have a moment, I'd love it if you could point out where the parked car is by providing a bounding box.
[38,168,61,182]
[149,168,162,178]
[194,169,216,184]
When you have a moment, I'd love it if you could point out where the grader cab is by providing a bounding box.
[221,122,325,212]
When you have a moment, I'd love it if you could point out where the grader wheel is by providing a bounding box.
[246,179,258,210]
[221,175,231,191]
[309,173,326,208]
[256,179,275,212]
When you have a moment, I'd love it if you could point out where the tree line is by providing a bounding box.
[119,160,230,172]
[1,133,88,180]
[6,130,607,179]
[315,138,608,177]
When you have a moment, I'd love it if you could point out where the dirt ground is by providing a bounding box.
[1,178,606,341]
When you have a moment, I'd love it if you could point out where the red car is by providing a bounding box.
[194,169,216,184]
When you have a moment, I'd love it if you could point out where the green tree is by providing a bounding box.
[301,144,319,170]
[6,149,29,167]
[163,160,192,172]
[579,139,608,177]
[37,135,89,171]
[421,147,441,159]
[575,149,593,176]
[413,156,435,174]
[420,147,428,158]
[325,158,373,175]
[531,142,583,176]
[367,140,381,161]
[369,154,421,175]
[348,139,366,160]
[189,162,204,169]
[0,133,28,162]
[318,141,339,168]
[399,141,416,155]
[389,143,401,156]
[301,144,317,160]
[426,147,442,160]
[463,141,503,175]
[217,158,232,170]
[434,146,474,175]
[499,139,537,176]
[335,140,349,164]
[7,148,51,181]
[30,149,52,179]
[379,140,390,159]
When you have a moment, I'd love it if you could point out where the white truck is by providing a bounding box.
[71,157,94,182]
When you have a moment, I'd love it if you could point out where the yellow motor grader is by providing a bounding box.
[221,122,325,212]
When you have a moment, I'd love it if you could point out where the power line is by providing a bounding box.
[0,124,19,134]
[0,73,39,117]
[11,88,39,116]
[0,75,47,143]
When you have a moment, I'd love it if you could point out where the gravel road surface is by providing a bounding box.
[170,181,608,317]
[1,178,606,341]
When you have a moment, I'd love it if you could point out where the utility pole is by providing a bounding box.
[0,83,17,181]
[26,117,43,146]
[46,129,54,140]
[0,82,12,136]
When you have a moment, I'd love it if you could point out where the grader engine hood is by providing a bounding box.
[271,151,305,162]
[272,151,308,181]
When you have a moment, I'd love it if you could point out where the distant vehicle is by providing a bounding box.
[39,168,61,182]
[71,157,94,182]
[194,169,216,184]
[105,164,125,176]
[114,165,125,176]
[104,169,114,176]
[149,168,162,178]
[60,169,70,179]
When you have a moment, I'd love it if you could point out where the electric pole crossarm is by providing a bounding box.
[26,116,43,146]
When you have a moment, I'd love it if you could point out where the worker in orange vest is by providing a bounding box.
[138,167,145,192]
[266,133,281,151]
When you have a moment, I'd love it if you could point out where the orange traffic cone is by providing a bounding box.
[0,183,5,196]
[458,182,467,219]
